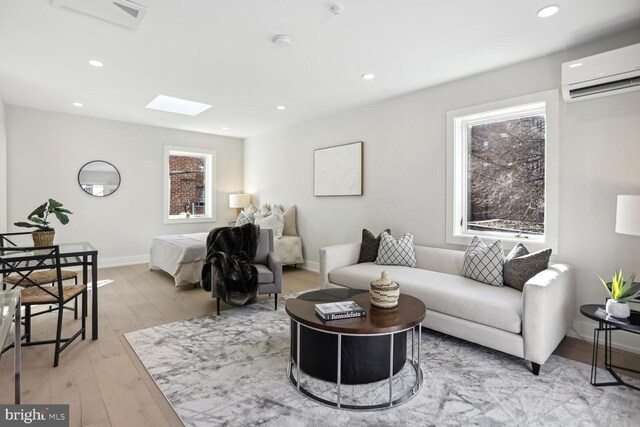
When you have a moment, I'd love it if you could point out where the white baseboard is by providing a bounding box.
[569,318,640,355]
[100,254,150,269]
[301,260,319,273]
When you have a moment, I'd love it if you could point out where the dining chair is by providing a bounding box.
[1,231,81,318]
[0,245,87,367]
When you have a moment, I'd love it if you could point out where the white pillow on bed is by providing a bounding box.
[255,212,284,239]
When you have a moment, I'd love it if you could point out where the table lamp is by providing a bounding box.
[616,195,640,237]
[229,193,251,216]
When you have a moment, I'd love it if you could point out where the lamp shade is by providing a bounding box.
[615,195,640,236]
[229,193,251,209]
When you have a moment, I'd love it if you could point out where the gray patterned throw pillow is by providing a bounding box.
[235,211,255,226]
[375,232,416,267]
[358,229,390,263]
[462,236,504,286]
[503,243,552,291]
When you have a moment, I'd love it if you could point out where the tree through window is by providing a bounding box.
[467,114,545,236]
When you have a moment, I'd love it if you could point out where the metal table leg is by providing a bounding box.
[14,297,21,404]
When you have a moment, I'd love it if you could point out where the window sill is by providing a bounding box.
[446,232,556,253]
[164,215,216,225]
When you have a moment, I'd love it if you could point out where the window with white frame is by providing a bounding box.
[446,90,559,252]
[163,146,216,223]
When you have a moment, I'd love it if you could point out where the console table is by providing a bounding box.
[580,304,640,390]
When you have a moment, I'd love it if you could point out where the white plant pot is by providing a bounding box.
[606,299,630,319]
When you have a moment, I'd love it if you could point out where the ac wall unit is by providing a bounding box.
[51,0,147,31]
[561,43,640,102]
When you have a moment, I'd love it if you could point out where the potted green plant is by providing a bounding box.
[598,271,640,318]
[14,199,73,247]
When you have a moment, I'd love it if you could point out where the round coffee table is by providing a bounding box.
[285,288,426,410]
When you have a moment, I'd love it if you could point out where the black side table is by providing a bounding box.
[580,304,640,390]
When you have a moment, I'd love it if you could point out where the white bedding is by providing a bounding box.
[150,232,304,287]
[149,233,208,286]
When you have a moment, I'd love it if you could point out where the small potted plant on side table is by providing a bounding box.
[13,199,73,247]
[598,270,640,318]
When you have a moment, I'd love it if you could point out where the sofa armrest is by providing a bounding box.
[522,263,575,365]
[319,242,361,288]
[268,252,283,293]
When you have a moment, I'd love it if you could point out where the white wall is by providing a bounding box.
[0,94,6,232]
[6,106,243,266]
[245,30,640,352]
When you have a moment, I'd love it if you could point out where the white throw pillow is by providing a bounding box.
[235,211,255,226]
[255,212,284,239]
[258,204,271,216]
[461,236,504,287]
[271,204,284,215]
[375,232,416,267]
[282,205,298,236]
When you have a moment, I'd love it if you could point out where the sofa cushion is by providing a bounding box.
[329,263,522,334]
[254,264,274,284]
[462,236,504,287]
[504,244,552,291]
[376,232,416,267]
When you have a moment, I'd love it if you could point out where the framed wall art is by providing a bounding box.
[313,141,363,196]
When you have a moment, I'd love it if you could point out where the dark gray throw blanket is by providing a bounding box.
[201,224,260,306]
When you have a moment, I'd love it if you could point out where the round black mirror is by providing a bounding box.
[78,160,121,197]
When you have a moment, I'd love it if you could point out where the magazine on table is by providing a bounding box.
[315,301,366,321]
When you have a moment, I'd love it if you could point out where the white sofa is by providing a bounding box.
[320,242,575,374]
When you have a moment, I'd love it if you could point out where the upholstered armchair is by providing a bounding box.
[209,228,282,314]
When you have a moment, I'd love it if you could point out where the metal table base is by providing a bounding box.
[590,322,640,390]
[287,320,423,411]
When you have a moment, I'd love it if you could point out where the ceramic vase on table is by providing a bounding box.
[370,271,400,308]
[605,299,631,318]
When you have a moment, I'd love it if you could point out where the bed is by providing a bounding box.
[150,232,304,286]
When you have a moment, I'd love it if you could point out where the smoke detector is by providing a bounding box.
[272,34,292,47]
[330,4,343,15]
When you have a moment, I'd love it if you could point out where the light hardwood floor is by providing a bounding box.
[1,264,638,426]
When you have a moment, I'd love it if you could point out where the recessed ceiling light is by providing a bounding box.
[72,102,84,107]
[88,59,104,67]
[568,62,583,68]
[145,95,212,116]
[537,5,559,18]
[277,105,287,110]
[361,73,375,80]
[221,127,229,130]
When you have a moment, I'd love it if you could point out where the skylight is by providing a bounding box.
[145,95,212,116]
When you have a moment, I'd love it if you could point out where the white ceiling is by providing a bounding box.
[1,0,639,138]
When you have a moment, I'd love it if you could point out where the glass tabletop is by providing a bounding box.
[0,290,20,348]
[1,242,97,258]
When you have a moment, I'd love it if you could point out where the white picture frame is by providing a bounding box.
[313,141,363,197]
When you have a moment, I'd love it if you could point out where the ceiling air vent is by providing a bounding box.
[51,0,148,31]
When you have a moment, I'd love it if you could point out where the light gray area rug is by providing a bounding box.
[125,297,640,426]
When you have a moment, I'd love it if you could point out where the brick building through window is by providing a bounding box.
[169,154,206,215]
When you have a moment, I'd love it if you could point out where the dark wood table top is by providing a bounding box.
[285,291,426,334]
